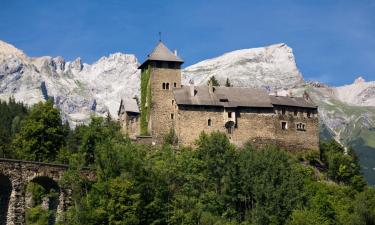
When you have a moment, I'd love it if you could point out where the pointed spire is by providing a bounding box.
[139,41,184,69]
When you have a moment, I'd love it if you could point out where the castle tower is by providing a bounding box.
[138,41,184,143]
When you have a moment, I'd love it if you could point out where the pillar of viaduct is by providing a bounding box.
[0,159,82,225]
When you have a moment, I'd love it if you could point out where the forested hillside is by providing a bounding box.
[1,100,375,225]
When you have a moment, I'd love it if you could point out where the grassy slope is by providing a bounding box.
[308,87,375,185]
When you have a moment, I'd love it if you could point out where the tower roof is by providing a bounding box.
[139,41,183,69]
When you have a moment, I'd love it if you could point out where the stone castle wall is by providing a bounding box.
[175,105,319,151]
[149,66,181,144]
[119,112,140,139]
[273,106,319,152]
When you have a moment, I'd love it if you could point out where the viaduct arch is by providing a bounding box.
[0,158,93,225]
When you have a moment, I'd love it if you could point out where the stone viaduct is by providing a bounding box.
[0,158,94,225]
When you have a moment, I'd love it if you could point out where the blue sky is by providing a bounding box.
[0,0,374,86]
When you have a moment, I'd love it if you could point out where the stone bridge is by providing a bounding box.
[0,158,94,225]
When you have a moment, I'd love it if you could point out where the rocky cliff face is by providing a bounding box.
[182,43,305,90]
[0,40,139,126]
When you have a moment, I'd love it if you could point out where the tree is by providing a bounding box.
[225,78,232,87]
[233,145,305,224]
[13,100,65,162]
[287,209,330,225]
[207,76,220,87]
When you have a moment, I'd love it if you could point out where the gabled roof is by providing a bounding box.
[270,95,318,109]
[173,86,318,109]
[139,42,183,69]
[118,98,140,115]
[173,86,274,108]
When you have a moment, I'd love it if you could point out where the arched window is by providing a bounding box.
[296,122,306,131]
[166,83,170,90]
[174,82,177,88]
[162,83,166,89]
[208,119,212,126]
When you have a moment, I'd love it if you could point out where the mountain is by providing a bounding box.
[307,79,375,184]
[1,40,374,184]
[182,43,305,90]
[0,40,140,126]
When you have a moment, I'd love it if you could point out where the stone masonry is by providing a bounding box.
[0,158,94,225]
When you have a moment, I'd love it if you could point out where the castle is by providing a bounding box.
[118,41,319,151]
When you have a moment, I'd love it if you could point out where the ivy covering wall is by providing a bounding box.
[140,67,151,135]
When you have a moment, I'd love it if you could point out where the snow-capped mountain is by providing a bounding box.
[334,77,375,107]
[0,40,139,126]
[182,43,305,90]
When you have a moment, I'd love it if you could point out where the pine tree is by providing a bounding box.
[208,76,220,86]
[225,78,231,87]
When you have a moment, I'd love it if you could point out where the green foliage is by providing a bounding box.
[208,76,220,87]
[140,67,151,135]
[25,182,59,225]
[13,100,65,161]
[232,145,305,224]
[163,129,178,145]
[287,209,330,225]
[26,205,51,225]
[320,140,364,190]
[0,98,28,158]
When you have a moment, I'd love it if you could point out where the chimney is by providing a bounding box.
[189,79,195,97]
[174,49,178,56]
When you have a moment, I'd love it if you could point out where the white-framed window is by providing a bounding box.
[281,121,288,130]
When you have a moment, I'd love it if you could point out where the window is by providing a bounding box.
[172,100,174,105]
[282,108,286,115]
[208,119,212,126]
[166,83,170,90]
[307,112,311,118]
[228,112,232,118]
[162,83,166,90]
[294,110,298,116]
[174,82,177,88]
[168,62,175,68]
[296,123,306,131]
[170,113,174,119]
[281,121,288,130]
